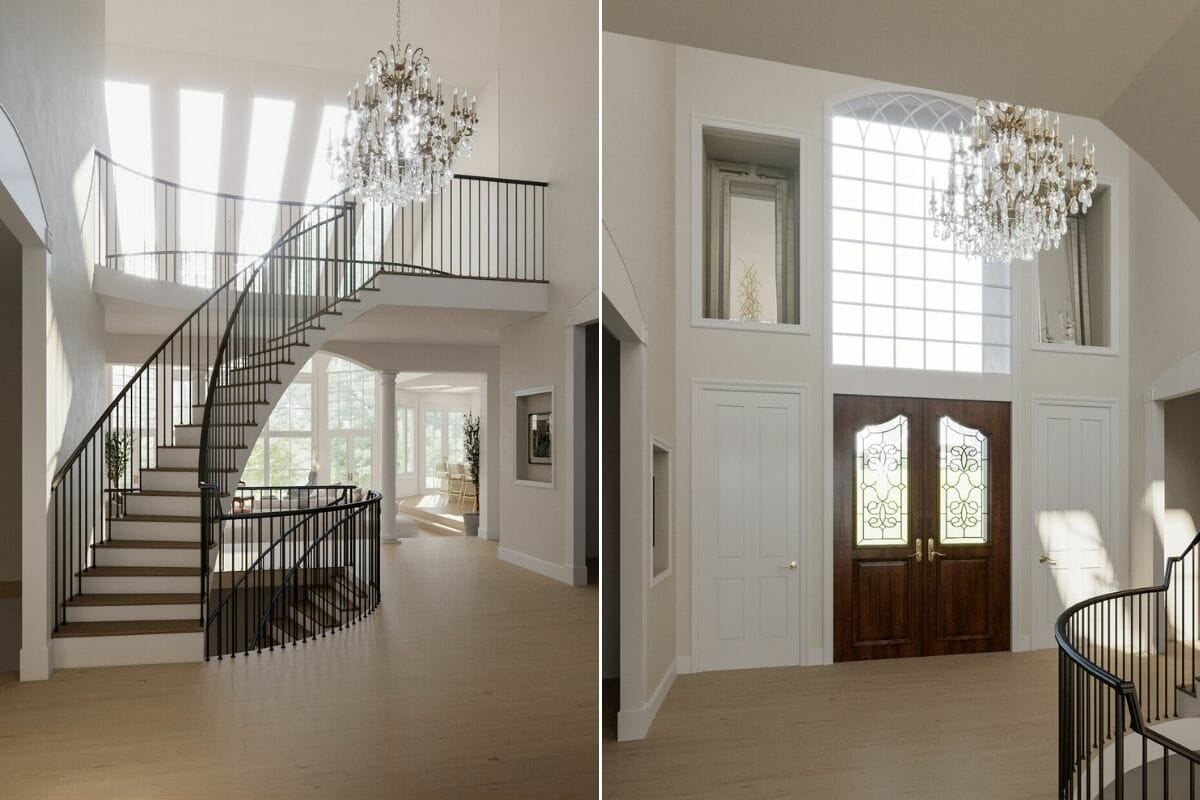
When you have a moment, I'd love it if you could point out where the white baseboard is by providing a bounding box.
[19,643,50,681]
[807,646,827,666]
[570,563,588,586]
[478,526,498,541]
[497,546,573,585]
[675,655,693,674]
[617,659,677,741]
[1014,635,1031,653]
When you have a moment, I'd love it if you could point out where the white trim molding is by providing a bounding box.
[497,546,574,585]
[649,434,673,589]
[513,384,556,489]
[617,658,677,741]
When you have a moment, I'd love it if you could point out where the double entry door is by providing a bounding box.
[834,395,1010,661]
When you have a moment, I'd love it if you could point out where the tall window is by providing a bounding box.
[829,93,1011,373]
[423,409,445,486]
[397,405,415,476]
[327,357,375,488]
[242,380,314,487]
[108,363,157,483]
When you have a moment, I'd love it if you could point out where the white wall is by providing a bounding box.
[494,0,599,579]
[1,0,108,679]
[603,33,678,717]
[604,35,1139,695]
[1128,152,1200,586]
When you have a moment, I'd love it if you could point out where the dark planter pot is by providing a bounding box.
[463,512,480,537]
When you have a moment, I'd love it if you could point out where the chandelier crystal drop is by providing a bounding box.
[929,100,1097,262]
[328,0,478,207]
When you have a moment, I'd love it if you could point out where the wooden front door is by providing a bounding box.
[834,394,1010,662]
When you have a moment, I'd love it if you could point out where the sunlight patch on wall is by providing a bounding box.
[179,89,224,286]
[237,97,295,267]
[305,105,345,205]
[104,81,155,277]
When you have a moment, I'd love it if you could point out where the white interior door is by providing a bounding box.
[1031,401,1118,649]
[695,386,802,671]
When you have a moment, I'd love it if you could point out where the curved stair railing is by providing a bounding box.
[58,151,547,662]
[205,486,380,657]
[52,158,348,632]
[1056,533,1200,798]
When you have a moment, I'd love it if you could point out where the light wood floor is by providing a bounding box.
[0,538,598,799]
[604,649,1058,799]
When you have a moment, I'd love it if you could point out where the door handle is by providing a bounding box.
[1039,554,1057,565]
[784,560,798,572]
[927,538,947,561]
[907,538,923,562]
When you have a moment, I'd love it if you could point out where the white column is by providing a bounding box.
[378,371,398,541]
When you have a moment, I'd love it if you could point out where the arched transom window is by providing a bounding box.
[829,92,1011,373]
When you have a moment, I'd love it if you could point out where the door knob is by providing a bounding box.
[1039,554,1057,565]
[786,560,798,571]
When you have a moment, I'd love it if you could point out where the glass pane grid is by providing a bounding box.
[830,94,1011,374]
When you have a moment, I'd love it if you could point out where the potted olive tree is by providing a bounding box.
[104,430,132,518]
[462,412,481,536]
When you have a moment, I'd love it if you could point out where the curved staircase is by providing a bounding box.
[49,153,546,668]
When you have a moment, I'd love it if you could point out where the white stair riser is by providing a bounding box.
[157,448,199,469]
[124,493,201,516]
[110,518,199,540]
[140,470,200,492]
[94,547,198,569]
[52,631,203,668]
[174,427,202,447]
[81,574,199,594]
[66,603,202,623]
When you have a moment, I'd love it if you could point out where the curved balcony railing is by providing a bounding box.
[90,151,547,288]
[1056,533,1200,798]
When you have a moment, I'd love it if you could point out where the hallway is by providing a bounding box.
[0,538,597,798]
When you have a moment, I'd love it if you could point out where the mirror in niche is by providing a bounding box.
[1036,185,1110,348]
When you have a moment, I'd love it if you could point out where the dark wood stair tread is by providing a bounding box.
[78,566,201,577]
[64,593,201,606]
[52,620,202,638]
[94,539,201,550]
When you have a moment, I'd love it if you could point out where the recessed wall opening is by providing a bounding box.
[651,439,671,580]
[1035,184,1112,349]
[700,126,802,328]
[515,386,554,486]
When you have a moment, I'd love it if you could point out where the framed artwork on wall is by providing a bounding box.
[528,412,552,464]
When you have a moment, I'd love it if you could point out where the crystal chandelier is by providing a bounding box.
[929,100,1097,262]
[328,0,478,206]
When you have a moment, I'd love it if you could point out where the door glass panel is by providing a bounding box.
[939,415,988,543]
[855,414,909,546]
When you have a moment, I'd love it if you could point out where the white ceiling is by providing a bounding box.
[605,0,1200,218]
[328,305,537,346]
[393,370,482,394]
[105,0,501,91]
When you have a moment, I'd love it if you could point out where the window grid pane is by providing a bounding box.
[830,93,1011,374]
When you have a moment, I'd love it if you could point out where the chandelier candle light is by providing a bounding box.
[328,0,478,207]
[929,100,1097,262]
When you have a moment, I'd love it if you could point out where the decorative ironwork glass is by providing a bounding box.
[939,415,988,543]
[855,414,909,546]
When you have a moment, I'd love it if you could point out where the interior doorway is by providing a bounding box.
[0,218,20,672]
[833,394,1011,661]
[601,326,620,738]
